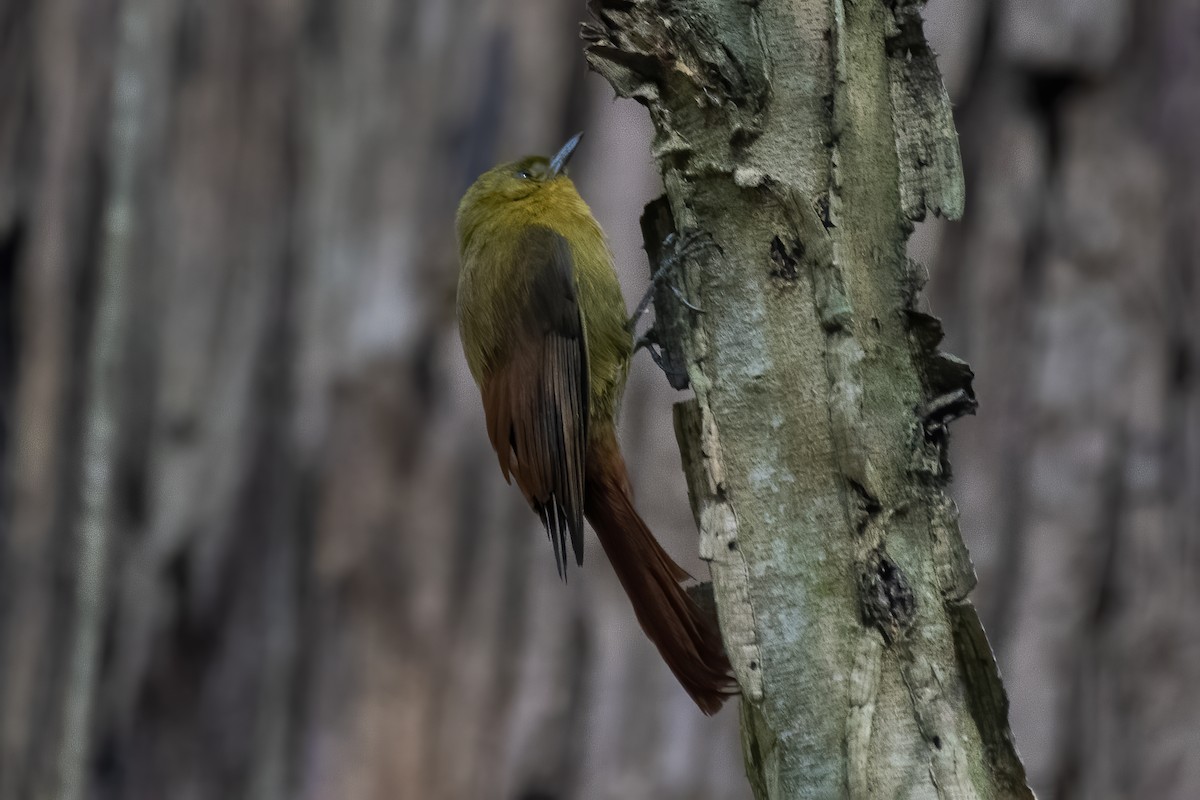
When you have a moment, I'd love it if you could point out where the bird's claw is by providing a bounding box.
[664,229,717,264]
[634,324,690,389]
[633,328,658,354]
[670,284,703,313]
[627,228,712,333]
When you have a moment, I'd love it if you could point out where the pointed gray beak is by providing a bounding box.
[549,132,583,177]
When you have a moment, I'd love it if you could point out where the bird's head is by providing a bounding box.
[456,133,584,249]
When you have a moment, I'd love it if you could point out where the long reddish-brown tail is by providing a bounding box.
[584,428,737,715]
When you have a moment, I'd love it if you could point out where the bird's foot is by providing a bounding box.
[634,326,690,390]
[633,326,658,355]
[626,229,712,335]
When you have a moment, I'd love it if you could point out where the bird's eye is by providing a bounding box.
[517,169,532,180]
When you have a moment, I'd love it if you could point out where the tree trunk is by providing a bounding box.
[585,1,1030,796]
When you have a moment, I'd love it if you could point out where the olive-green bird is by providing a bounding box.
[455,133,734,714]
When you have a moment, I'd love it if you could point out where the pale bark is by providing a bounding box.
[586,1,1030,796]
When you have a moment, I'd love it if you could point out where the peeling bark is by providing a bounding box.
[586,1,1030,796]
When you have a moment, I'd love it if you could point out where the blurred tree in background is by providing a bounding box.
[0,1,1196,799]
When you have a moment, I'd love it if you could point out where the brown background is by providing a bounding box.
[0,1,1197,798]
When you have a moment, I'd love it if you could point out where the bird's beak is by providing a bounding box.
[549,132,583,177]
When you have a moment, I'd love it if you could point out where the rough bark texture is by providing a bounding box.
[585,1,1029,796]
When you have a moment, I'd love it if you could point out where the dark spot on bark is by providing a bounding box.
[859,546,916,644]
[848,479,881,535]
[749,661,758,670]
[817,196,834,229]
[731,125,758,151]
[769,235,803,282]
[932,735,943,750]
[728,540,738,551]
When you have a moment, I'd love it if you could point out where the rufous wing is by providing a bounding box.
[480,225,588,577]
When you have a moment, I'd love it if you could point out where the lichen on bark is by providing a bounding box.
[585,0,1032,796]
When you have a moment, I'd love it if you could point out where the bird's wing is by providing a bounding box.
[480,225,589,577]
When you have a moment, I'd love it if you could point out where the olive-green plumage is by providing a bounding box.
[455,135,735,714]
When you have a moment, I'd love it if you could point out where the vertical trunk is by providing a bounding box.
[586,1,1029,796]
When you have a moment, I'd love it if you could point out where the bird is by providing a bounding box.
[455,133,736,714]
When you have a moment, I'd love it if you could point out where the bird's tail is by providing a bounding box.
[584,429,737,715]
